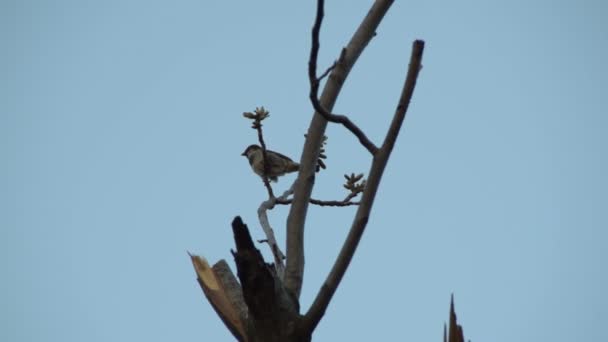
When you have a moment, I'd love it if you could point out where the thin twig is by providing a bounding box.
[254,121,275,198]
[276,198,360,207]
[342,191,360,203]
[318,61,336,82]
[303,39,425,333]
[311,198,360,206]
[308,0,379,156]
[277,184,362,207]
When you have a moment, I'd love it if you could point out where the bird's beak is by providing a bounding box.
[241,151,246,156]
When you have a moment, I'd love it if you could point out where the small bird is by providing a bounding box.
[241,144,299,182]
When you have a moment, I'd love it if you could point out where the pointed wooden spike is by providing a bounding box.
[190,254,248,341]
[447,294,465,342]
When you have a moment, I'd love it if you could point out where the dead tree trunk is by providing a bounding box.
[231,217,309,342]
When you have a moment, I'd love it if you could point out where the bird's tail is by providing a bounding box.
[287,162,299,173]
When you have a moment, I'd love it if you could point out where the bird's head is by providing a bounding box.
[241,144,261,157]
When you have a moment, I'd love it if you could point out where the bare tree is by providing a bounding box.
[187,1,467,341]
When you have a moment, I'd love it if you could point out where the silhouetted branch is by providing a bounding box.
[276,198,360,207]
[318,61,336,82]
[308,0,379,156]
[277,173,364,207]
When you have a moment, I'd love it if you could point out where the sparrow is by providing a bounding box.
[241,144,299,182]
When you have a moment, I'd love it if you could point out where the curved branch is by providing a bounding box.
[310,97,379,156]
[308,0,379,156]
[257,197,285,278]
[303,40,425,333]
[285,0,395,299]
[256,183,297,279]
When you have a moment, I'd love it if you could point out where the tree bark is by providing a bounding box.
[285,0,396,300]
[231,217,310,342]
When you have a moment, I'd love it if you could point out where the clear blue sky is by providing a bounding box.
[2,1,607,341]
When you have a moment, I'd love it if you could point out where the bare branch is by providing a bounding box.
[381,41,425,152]
[255,123,275,199]
[254,182,297,279]
[341,191,361,204]
[244,108,293,276]
[276,173,363,207]
[286,0,395,300]
[309,99,379,156]
[308,0,379,156]
[303,40,425,332]
[243,108,275,198]
[310,198,360,206]
[317,61,336,82]
[276,198,360,207]
[257,197,285,278]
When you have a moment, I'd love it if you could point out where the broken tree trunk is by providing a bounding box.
[231,216,308,342]
[193,217,310,342]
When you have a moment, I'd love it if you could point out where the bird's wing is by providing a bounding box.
[267,149,295,163]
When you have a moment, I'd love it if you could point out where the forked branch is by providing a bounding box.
[278,172,364,207]
[303,40,425,332]
[285,0,395,300]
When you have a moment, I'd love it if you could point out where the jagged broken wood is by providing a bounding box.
[230,217,305,342]
[444,294,467,342]
[190,255,248,341]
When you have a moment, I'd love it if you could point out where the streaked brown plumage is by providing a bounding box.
[241,144,299,182]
